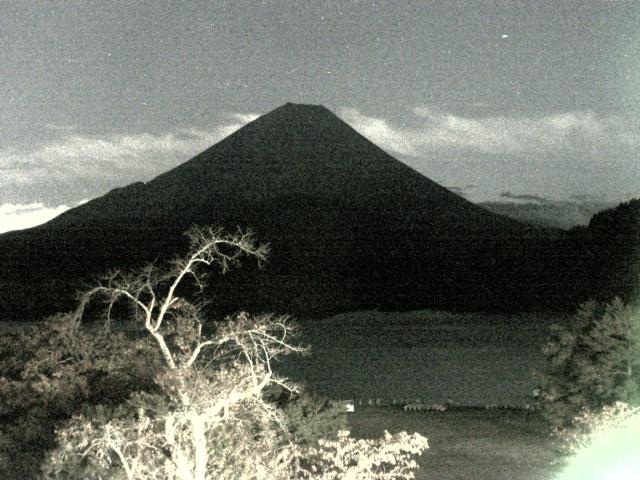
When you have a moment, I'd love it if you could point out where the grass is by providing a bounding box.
[348,406,564,480]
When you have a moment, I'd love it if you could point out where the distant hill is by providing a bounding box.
[557,198,640,306]
[0,103,573,321]
[479,201,617,230]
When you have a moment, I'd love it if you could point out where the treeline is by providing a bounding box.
[0,199,638,322]
[556,198,640,308]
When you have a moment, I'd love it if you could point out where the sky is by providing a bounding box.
[1,0,640,233]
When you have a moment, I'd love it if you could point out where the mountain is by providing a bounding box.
[479,200,618,230]
[0,103,559,321]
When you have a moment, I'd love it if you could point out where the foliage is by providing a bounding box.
[555,402,640,456]
[43,389,429,480]
[37,226,428,480]
[42,366,298,480]
[279,391,349,446]
[298,430,428,480]
[0,313,161,479]
[535,298,640,428]
[554,402,640,479]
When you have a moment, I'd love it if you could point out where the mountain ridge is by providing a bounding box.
[1,103,559,320]
[50,103,530,234]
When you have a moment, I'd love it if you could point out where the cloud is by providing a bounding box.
[570,193,606,202]
[0,199,88,234]
[45,123,78,133]
[444,184,478,197]
[339,109,420,156]
[499,191,550,203]
[1,113,259,205]
[215,113,260,139]
[340,107,640,157]
[340,106,640,204]
[230,113,260,124]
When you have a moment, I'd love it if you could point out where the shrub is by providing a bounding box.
[535,298,640,428]
[0,313,161,479]
[298,430,428,480]
[279,390,349,446]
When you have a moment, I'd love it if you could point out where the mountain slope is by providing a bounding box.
[0,103,555,321]
[52,103,526,232]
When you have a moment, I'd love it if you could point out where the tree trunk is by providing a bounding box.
[190,413,207,480]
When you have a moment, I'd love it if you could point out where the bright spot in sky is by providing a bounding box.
[501,34,509,39]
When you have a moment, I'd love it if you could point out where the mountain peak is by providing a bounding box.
[0,101,550,320]
[255,102,337,125]
[282,101,325,108]
[280,102,329,111]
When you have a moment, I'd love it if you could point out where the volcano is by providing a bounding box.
[0,103,558,320]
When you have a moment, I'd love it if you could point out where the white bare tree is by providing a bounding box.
[42,227,305,480]
[74,226,274,368]
[42,226,429,480]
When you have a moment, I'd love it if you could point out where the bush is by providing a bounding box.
[0,313,162,479]
[299,430,428,480]
[535,298,640,428]
[279,390,349,446]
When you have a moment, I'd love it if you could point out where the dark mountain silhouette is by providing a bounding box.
[2,103,565,321]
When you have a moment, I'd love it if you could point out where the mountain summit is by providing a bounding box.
[51,102,523,232]
[1,103,553,320]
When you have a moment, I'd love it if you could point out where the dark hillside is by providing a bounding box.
[557,198,640,306]
[1,103,564,321]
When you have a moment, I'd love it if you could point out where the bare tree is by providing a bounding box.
[43,226,428,480]
[44,227,304,479]
[74,226,282,366]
